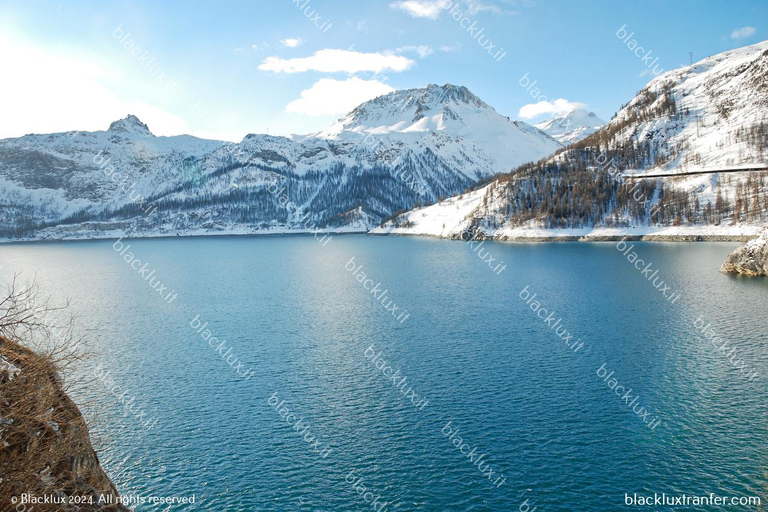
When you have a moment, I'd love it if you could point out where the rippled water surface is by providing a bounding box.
[2,235,767,511]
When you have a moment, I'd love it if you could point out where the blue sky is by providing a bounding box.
[0,0,764,141]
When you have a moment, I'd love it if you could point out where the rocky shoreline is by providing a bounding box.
[720,230,768,276]
[438,232,757,243]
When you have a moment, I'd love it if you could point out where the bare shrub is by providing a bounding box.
[0,275,125,511]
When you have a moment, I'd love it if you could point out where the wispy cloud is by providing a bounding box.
[465,1,503,15]
[440,42,462,52]
[730,26,756,40]
[280,38,303,48]
[390,0,509,18]
[518,98,587,119]
[390,0,444,19]
[285,77,394,116]
[258,49,416,74]
[396,45,434,58]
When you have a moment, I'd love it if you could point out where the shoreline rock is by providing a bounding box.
[720,229,768,276]
[0,336,129,511]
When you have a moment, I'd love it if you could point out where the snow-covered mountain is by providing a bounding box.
[534,109,605,145]
[377,41,768,240]
[0,117,224,237]
[317,84,560,175]
[0,84,560,240]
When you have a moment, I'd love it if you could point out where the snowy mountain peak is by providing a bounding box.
[319,83,495,137]
[420,83,488,109]
[108,115,153,136]
[534,109,605,145]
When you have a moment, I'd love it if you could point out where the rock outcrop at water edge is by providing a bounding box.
[721,229,768,276]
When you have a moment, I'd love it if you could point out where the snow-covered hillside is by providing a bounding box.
[534,109,605,145]
[380,41,768,241]
[373,185,492,238]
[0,84,560,241]
[600,40,768,176]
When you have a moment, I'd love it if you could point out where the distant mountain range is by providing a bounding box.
[534,109,605,145]
[0,84,560,240]
[377,40,768,240]
[2,41,767,242]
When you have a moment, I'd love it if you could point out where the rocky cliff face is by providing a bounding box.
[721,229,768,276]
[0,336,128,511]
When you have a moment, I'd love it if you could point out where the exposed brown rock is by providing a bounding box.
[0,336,129,511]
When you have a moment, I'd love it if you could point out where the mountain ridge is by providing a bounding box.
[0,83,560,241]
[376,40,768,240]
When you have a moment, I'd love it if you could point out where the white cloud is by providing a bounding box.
[730,26,756,40]
[357,20,368,32]
[258,49,416,74]
[440,42,462,52]
[389,0,445,19]
[0,33,194,139]
[465,1,502,15]
[280,38,302,48]
[396,45,434,58]
[285,77,394,116]
[390,0,505,18]
[518,98,587,119]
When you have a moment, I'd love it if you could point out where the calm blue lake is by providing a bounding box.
[1,235,766,511]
